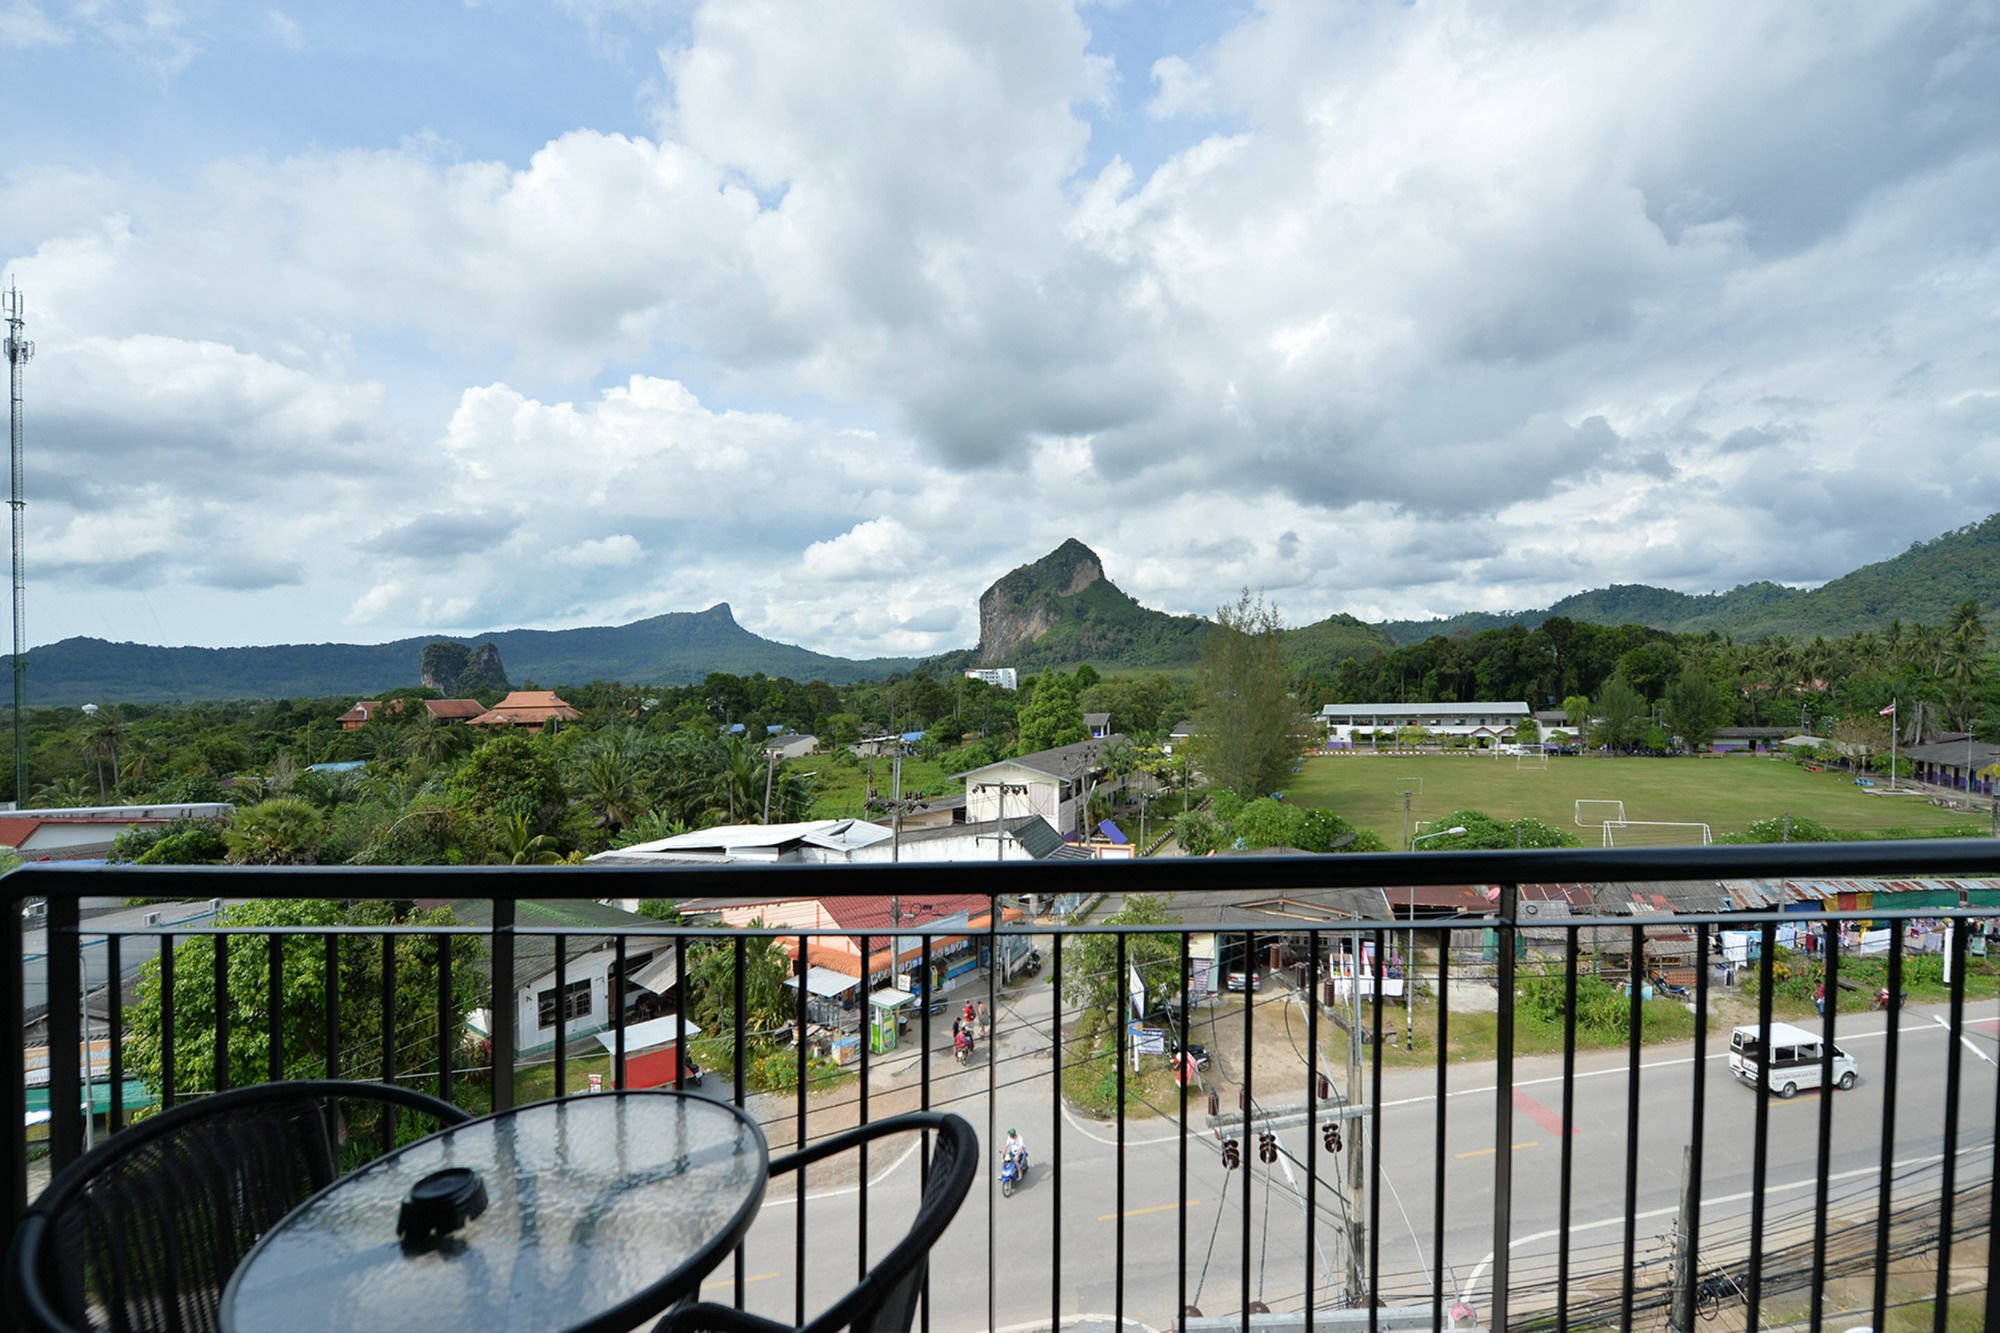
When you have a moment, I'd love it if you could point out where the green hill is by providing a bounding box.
[1377,514,2000,645]
[970,539,1213,669]
[9,604,916,704]
[1281,612,1399,672]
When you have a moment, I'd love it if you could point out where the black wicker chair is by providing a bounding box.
[9,1078,472,1333]
[654,1111,977,1333]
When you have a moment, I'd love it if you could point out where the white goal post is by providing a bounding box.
[1574,799,1626,827]
[1600,820,1713,847]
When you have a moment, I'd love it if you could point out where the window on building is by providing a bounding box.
[538,978,592,1029]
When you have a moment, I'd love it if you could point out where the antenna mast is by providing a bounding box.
[4,282,30,807]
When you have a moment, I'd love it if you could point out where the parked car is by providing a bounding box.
[1225,968,1261,993]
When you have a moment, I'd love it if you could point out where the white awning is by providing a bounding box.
[868,987,919,1010]
[784,966,859,998]
[630,950,679,995]
[593,1014,704,1056]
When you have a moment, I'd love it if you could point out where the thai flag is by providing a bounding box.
[1879,702,1896,716]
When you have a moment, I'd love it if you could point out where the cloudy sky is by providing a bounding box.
[3,1,1997,660]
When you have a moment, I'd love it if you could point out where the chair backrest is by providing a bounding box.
[654,1111,977,1333]
[821,1113,976,1333]
[11,1079,470,1333]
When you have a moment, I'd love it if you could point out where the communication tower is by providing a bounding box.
[4,282,30,807]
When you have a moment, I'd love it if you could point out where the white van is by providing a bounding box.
[1728,1021,1858,1097]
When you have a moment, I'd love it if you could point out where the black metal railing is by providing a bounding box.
[6,841,2000,1330]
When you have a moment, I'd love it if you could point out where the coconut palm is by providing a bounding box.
[492,812,564,865]
[1945,599,1988,686]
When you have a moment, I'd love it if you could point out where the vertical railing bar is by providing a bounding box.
[674,933,688,1093]
[1050,932,1062,1333]
[437,924,454,1104]
[1368,927,1383,1333]
[1810,922,1839,1330]
[378,933,395,1152]
[1873,920,1903,1330]
[47,893,80,1170]
[734,934,748,1310]
[1934,918,1967,1331]
[1746,918,1777,1333]
[106,933,123,1133]
[1988,924,2000,1333]
[1241,927,1254,1333]
[1179,929,1191,1328]
[1684,922,1711,1327]
[1116,930,1128,1333]
[1557,924,1578,1333]
[552,930,567,1100]
[323,934,340,1081]
[1620,922,1642,1329]
[1305,929,1319,1327]
[795,931,808,1329]
[919,934,932,1333]
[1429,928,1449,1329]
[1491,886,1517,1332]
[160,933,176,1110]
[986,901,1000,1333]
[213,930,231,1096]
[610,935,626,1093]
[492,897,515,1112]
[1,880,23,1218]
[859,930,871,1285]
[267,933,283,1083]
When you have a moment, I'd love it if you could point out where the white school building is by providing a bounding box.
[1318,701,1530,746]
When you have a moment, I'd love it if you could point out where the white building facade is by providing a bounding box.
[1318,702,1530,746]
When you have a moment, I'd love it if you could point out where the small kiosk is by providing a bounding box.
[592,1014,704,1089]
[867,988,919,1054]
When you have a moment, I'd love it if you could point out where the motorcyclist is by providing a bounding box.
[955,1026,973,1059]
[1003,1127,1027,1172]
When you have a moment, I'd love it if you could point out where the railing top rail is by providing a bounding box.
[5,837,1999,905]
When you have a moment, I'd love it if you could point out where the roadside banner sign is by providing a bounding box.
[1129,965,1147,1020]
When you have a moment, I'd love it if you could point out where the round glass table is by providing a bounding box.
[221,1091,769,1333]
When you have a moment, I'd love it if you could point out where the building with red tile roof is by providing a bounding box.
[465,690,582,733]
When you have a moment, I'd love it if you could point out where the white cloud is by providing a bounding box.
[557,534,645,568]
[4,0,1998,657]
[264,8,300,51]
[1,2,69,48]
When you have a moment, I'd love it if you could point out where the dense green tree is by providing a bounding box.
[1414,808,1580,850]
[1663,665,1730,750]
[124,899,480,1101]
[1058,894,1184,1017]
[222,799,328,865]
[1592,675,1646,749]
[1191,591,1304,797]
[1016,671,1087,753]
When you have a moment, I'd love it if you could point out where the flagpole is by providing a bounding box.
[1888,700,1896,791]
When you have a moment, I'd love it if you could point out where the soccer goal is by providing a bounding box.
[1601,820,1713,848]
[1574,799,1626,827]
[1515,747,1549,771]
[1394,776,1424,796]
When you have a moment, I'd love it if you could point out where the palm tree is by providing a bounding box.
[81,709,126,800]
[570,735,640,833]
[715,736,763,823]
[1945,600,1988,686]
[492,812,564,865]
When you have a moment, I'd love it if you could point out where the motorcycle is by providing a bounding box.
[954,1036,974,1066]
[1021,948,1043,979]
[1000,1148,1028,1198]
[1873,987,1907,1011]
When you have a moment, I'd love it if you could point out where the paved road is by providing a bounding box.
[704,982,2000,1331]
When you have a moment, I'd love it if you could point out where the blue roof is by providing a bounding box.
[307,761,367,773]
[901,730,925,743]
[1098,820,1128,845]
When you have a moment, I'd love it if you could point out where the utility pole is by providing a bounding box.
[4,283,31,809]
[1669,1144,1696,1331]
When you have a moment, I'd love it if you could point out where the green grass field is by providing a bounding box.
[1283,752,1991,846]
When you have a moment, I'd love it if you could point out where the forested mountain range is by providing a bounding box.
[11,514,1997,704]
[1379,514,2000,646]
[11,605,915,705]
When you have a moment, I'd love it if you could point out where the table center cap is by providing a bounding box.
[398,1166,488,1243]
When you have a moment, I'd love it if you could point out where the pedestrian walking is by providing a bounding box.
[1814,979,1826,1017]
[977,1001,989,1037]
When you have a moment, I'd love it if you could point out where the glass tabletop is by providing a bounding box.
[222,1091,769,1333]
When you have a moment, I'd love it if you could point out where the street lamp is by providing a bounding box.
[1405,826,1469,1048]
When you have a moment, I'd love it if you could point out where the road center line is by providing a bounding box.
[702,1272,780,1291]
[1454,1141,1538,1159]
[1098,1200,1200,1221]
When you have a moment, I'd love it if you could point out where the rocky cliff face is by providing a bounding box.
[421,640,509,695]
[978,539,1105,663]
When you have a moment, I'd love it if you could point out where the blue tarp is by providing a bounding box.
[1098,820,1128,845]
